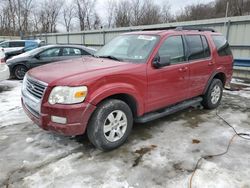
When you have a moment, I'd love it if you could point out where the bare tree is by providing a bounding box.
[176,2,215,21]
[75,0,96,30]
[92,13,101,29]
[106,0,116,28]
[114,0,131,27]
[130,0,143,26]
[139,0,162,25]
[160,3,172,23]
[63,3,75,32]
[38,0,63,33]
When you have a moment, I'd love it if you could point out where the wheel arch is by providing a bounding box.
[203,71,226,95]
[12,63,28,71]
[92,93,141,118]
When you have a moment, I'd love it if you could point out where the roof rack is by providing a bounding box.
[175,26,215,32]
[142,26,176,31]
[142,26,215,32]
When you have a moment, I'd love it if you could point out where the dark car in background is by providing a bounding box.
[0,39,45,60]
[6,44,96,79]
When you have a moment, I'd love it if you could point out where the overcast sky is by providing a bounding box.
[96,0,215,17]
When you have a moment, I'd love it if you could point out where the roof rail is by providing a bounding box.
[142,26,216,32]
[175,26,216,32]
[142,26,176,31]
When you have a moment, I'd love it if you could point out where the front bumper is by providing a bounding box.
[22,98,96,136]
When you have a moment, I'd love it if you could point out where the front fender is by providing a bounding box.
[86,83,145,116]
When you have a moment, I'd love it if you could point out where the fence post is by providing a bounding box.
[83,33,85,45]
[103,30,106,45]
[45,33,48,44]
[226,20,231,40]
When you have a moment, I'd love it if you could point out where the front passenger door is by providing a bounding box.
[31,47,62,68]
[146,35,190,112]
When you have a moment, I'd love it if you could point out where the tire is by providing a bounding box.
[14,65,28,80]
[87,99,133,151]
[202,78,223,109]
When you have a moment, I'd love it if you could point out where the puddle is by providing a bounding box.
[192,139,201,144]
[132,145,157,167]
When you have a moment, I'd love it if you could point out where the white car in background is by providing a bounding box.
[0,47,10,81]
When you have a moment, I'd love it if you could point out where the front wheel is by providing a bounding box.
[202,78,223,109]
[14,65,28,80]
[87,99,133,151]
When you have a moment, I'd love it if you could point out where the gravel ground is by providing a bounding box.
[0,80,250,188]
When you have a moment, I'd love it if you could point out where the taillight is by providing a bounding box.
[1,48,5,63]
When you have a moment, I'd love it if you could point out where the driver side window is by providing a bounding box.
[39,48,61,58]
[158,35,185,64]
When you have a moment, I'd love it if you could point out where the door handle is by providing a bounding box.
[179,67,188,72]
[208,61,215,66]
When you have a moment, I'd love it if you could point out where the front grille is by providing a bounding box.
[26,77,47,99]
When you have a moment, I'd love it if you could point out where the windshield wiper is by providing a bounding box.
[98,55,122,61]
[91,54,99,58]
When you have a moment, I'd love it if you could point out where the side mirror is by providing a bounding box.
[153,55,171,68]
[34,54,40,59]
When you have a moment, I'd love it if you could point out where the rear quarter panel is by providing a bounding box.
[208,34,234,85]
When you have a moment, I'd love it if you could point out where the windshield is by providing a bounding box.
[95,34,159,63]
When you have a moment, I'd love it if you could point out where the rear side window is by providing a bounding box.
[82,49,90,55]
[186,35,209,61]
[9,41,25,47]
[201,36,211,58]
[212,35,232,56]
[158,35,185,64]
[62,48,82,56]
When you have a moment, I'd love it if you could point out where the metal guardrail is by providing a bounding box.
[233,58,250,80]
[234,59,250,67]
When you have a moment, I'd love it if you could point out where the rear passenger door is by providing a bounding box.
[185,35,214,97]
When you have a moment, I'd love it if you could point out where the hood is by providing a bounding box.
[28,56,139,86]
[7,52,30,62]
[4,47,24,54]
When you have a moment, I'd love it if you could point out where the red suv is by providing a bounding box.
[21,27,233,150]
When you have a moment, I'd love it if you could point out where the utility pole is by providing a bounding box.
[224,1,229,34]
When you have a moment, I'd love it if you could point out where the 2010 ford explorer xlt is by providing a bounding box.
[21,27,233,150]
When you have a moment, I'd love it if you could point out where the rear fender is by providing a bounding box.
[203,68,226,94]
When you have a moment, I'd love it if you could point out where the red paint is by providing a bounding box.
[23,30,233,136]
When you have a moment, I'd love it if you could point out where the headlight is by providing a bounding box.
[49,86,88,105]
[22,74,27,91]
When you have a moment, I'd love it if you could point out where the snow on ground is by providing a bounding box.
[0,80,250,188]
[0,80,29,128]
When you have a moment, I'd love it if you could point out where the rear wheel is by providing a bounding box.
[202,78,223,109]
[87,99,133,151]
[14,65,27,80]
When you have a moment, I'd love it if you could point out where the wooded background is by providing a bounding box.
[0,0,250,36]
